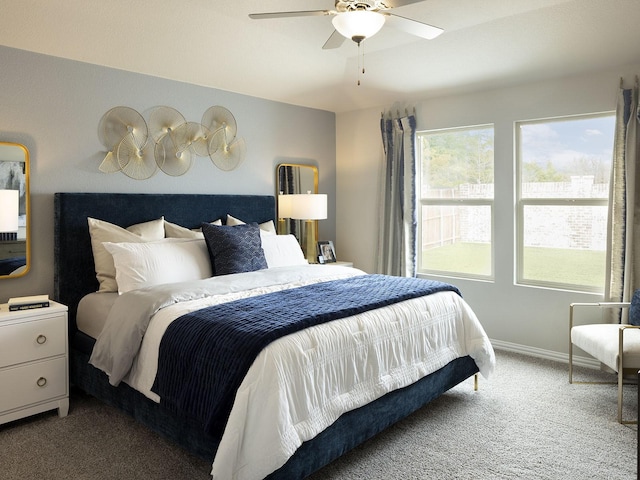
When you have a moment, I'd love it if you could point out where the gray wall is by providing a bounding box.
[0,46,336,302]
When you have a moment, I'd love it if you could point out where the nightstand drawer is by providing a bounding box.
[0,356,67,413]
[0,315,66,368]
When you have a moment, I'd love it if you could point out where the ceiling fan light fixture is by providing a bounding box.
[332,10,385,43]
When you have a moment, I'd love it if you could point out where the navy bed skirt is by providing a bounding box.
[70,332,478,479]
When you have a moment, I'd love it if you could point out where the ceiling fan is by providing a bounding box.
[249,0,443,49]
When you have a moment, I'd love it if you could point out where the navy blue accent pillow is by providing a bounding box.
[201,222,267,276]
[629,290,640,326]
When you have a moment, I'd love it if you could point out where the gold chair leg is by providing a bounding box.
[569,341,574,384]
[617,368,623,423]
[618,327,623,423]
[569,304,574,384]
[474,373,478,391]
[617,327,638,425]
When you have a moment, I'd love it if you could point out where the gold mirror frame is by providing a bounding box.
[276,163,318,245]
[0,142,30,279]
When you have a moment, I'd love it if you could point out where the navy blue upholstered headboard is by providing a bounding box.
[54,192,275,333]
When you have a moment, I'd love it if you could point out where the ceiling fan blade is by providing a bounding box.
[383,13,443,40]
[249,10,332,20]
[322,30,346,50]
[381,0,428,8]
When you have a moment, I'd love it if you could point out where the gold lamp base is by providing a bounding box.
[277,218,288,235]
[304,219,317,264]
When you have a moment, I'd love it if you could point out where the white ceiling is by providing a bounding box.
[1,0,639,113]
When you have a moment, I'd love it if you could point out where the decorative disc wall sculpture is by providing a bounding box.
[98,105,245,179]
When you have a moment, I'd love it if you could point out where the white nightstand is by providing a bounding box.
[326,261,353,267]
[0,300,69,425]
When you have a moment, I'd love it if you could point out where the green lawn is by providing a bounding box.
[422,243,605,289]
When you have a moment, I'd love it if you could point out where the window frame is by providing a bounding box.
[416,124,495,281]
[515,112,614,293]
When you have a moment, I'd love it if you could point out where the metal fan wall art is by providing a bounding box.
[203,106,244,171]
[97,104,246,179]
[98,106,149,176]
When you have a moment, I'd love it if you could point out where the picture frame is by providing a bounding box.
[317,240,336,263]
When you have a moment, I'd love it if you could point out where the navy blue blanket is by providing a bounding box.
[151,274,460,436]
[0,256,26,275]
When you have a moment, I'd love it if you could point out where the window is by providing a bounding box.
[417,125,494,279]
[516,114,614,292]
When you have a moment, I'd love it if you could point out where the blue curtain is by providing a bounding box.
[377,112,417,277]
[605,77,639,321]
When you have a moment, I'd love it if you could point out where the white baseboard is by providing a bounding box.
[489,338,601,369]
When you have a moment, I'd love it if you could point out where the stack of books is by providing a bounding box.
[8,294,50,311]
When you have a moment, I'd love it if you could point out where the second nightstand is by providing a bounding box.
[325,261,354,267]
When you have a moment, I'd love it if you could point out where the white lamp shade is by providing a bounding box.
[0,189,19,232]
[277,194,295,218]
[332,11,386,40]
[289,194,328,220]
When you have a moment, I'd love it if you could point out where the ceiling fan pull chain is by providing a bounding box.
[357,41,361,86]
[357,41,366,86]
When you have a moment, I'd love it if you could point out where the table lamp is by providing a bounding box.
[289,192,328,263]
[0,189,19,241]
[277,193,294,235]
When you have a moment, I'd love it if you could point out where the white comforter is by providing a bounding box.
[92,265,495,480]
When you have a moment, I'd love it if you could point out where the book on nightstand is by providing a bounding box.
[8,294,50,311]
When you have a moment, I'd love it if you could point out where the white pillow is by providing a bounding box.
[226,214,276,235]
[125,217,165,239]
[164,220,204,239]
[261,234,308,268]
[102,239,212,294]
[88,217,165,292]
[164,219,222,238]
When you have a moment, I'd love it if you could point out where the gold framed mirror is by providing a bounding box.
[0,142,30,278]
[276,163,318,244]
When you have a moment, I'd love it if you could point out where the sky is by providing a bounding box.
[519,114,615,175]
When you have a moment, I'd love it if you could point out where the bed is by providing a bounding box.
[0,256,26,275]
[53,192,495,480]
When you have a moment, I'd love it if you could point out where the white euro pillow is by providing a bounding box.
[88,217,165,292]
[164,219,222,238]
[102,238,212,294]
[226,214,277,235]
[260,234,308,268]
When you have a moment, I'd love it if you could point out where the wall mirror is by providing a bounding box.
[276,163,318,245]
[0,142,30,278]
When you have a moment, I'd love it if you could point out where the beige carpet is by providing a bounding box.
[0,350,636,479]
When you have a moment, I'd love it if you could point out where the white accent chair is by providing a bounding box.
[569,292,640,424]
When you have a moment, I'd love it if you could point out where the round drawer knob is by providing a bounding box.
[36,377,47,387]
[36,334,47,344]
